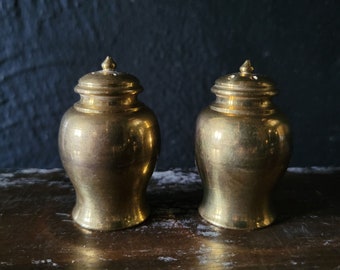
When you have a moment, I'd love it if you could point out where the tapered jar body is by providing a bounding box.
[58,57,160,231]
[195,60,291,230]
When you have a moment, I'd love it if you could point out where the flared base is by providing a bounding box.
[72,205,150,231]
[198,205,275,231]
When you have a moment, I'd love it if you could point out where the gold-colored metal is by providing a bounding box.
[195,60,291,230]
[58,56,160,231]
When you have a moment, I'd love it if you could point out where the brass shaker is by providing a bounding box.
[58,57,160,231]
[195,60,291,230]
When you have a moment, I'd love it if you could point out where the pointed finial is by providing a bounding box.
[239,60,254,74]
[101,56,116,71]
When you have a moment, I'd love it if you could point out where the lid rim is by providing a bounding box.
[75,85,142,96]
[212,86,277,96]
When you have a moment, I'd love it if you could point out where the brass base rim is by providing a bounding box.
[72,208,150,231]
[198,207,275,231]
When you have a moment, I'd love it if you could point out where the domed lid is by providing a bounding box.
[212,60,277,96]
[75,56,142,95]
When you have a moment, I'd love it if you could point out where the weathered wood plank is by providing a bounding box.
[0,168,339,269]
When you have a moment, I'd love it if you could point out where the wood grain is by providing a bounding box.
[0,168,339,269]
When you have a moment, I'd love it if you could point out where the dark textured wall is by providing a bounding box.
[1,0,339,169]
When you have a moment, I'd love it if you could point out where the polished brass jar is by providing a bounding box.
[195,60,291,230]
[58,56,160,231]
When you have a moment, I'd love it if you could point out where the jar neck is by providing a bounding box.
[74,94,141,113]
[210,94,276,115]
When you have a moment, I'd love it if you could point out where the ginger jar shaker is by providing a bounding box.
[59,56,160,230]
[195,60,291,230]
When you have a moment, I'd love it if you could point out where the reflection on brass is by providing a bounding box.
[195,60,291,230]
[59,56,160,231]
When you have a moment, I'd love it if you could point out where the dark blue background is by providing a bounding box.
[1,0,339,169]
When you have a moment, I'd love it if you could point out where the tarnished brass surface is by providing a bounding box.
[195,60,291,230]
[58,56,160,231]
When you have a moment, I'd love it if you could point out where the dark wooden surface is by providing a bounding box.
[0,168,340,269]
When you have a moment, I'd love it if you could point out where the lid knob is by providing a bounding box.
[101,56,116,71]
[211,60,277,96]
[76,56,142,95]
[239,60,254,75]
